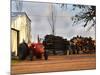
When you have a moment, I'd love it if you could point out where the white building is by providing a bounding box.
[11,12,32,56]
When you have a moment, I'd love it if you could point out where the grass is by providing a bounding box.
[11,60,19,64]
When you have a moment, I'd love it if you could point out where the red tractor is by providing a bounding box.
[18,35,48,61]
[29,42,45,59]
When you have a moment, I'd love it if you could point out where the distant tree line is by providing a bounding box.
[43,35,96,55]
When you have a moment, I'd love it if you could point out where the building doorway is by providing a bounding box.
[11,28,19,56]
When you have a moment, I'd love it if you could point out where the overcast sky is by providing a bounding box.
[11,1,96,42]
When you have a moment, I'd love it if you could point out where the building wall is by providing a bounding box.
[11,13,31,56]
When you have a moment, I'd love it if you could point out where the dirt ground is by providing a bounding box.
[11,54,96,75]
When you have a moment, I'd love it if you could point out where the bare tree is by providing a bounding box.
[60,4,96,31]
[72,5,96,31]
[48,4,56,35]
[15,0,23,12]
[47,4,57,55]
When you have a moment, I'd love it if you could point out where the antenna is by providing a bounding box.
[15,0,23,12]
